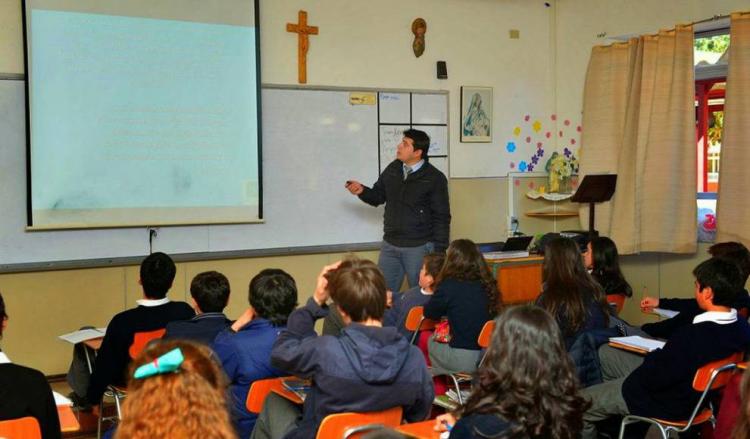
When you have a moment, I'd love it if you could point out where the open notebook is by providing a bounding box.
[609,336,666,353]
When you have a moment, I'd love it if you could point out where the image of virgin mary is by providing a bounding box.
[462,93,490,136]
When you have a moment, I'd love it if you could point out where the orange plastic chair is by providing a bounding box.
[246,377,293,414]
[128,328,166,359]
[98,328,167,439]
[618,352,744,439]
[0,416,41,439]
[315,406,403,439]
[404,306,437,345]
[607,294,626,315]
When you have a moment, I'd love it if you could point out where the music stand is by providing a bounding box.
[570,174,617,239]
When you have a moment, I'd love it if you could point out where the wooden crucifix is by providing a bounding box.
[286,10,318,84]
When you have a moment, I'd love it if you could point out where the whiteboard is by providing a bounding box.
[0,81,449,269]
[378,92,410,123]
[412,93,448,124]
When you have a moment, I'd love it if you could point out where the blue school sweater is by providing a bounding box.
[622,315,750,420]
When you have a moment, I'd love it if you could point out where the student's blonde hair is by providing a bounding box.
[115,340,236,439]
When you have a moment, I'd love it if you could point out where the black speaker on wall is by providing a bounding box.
[436,61,447,79]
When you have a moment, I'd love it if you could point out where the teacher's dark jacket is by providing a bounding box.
[359,159,451,252]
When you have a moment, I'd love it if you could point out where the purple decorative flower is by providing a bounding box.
[528,164,535,172]
[538,149,545,156]
[531,156,539,165]
[563,148,571,158]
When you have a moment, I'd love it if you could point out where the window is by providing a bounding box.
[694,33,729,241]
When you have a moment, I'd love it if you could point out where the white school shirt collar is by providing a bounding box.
[0,351,10,364]
[693,309,737,325]
[420,288,433,296]
[136,297,170,307]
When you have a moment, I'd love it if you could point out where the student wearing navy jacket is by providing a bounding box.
[164,271,231,345]
[251,258,434,439]
[0,292,61,439]
[582,258,750,438]
[639,241,750,339]
[84,253,195,405]
[212,269,298,439]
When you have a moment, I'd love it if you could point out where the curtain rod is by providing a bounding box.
[691,14,730,26]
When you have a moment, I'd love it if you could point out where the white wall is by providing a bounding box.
[260,0,555,177]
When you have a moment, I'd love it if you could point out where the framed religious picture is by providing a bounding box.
[460,86,492,142]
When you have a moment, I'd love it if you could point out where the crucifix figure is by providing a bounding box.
[286,10,318,84]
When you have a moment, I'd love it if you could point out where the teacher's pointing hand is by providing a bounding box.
[345,180,364,195]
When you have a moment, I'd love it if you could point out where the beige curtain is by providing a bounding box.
[579,26,696,254]
[717,12,750,245]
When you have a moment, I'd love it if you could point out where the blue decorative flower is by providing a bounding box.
[506,141,517,153]
[519,161,528,172]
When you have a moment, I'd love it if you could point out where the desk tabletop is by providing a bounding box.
[270,384,304,405]
[608,341,649,355]
[58,405,80,433]
[395,420,442,439]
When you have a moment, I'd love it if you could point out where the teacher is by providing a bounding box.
[346,128,451,293]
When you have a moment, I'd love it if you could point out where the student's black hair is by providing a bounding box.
[693,257,743,307]
[249,269,298,326]
[403,128,430,161]
[140,252,176,299]
[190,271,230,313]
[0,291,6,337]
[590,237,633,297]
[709,241,750,284]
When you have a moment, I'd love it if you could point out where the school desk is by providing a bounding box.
[58,405,80,433]
[395,420,442,438]
[485,256,544,304]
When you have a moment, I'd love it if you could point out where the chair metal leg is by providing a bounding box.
[97,399,103,439]
[447,374,463,405]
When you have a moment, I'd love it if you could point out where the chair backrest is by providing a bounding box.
[246,377,286,414]
[477,320,495,349]
[315,407,403,439]
[606,294,625,315]
[0,416,42,439]
[405,307,437,345]
[693,352,744,391]
[129,328,167,359]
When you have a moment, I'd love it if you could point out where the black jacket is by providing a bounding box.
[359,160,451,251]
[0,361,61,439]
[163,312,231,345]
[271,298,434,439]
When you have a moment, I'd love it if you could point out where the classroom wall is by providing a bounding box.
[0,0,743,374]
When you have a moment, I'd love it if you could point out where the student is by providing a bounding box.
[251,257,434,439]
[212,269,298,439]
[383,252,445,339]
[115,339,236,439]
[639,241,750,339]
[83,252,195,405]
[581,258,750,438]
[424,239,499,375]
[0,291,62,439]
[584,236,633,299]
[434,305,588,438]
[164,271,232,344]
[536,237,609,349]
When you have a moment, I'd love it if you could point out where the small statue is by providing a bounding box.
[412,18,426,57]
